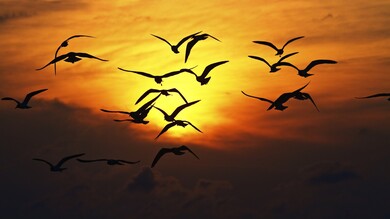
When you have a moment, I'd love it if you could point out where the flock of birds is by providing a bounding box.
[1,33,388,172]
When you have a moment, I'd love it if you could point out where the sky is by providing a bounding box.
[0,0,389,218]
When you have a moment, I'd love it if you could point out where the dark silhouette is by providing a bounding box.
[101,94,161,124]
[36,52,108,72]
[33,153,85,172]
[278,59,337,77]
[155,120,202,139]
[77,158,140,165]
[154,100,201,122]
[151,31,201,54]
[118,67,191,85]
[184,60,229,85]
[241,82,319,111]
[2,88,48,109]
[248,52,298,73]
[185,33,220,63]
[54,35,95,75]
[136,88,188,104]
[356,93,390,101]
[253,36,304,56]
[151,145,199,168]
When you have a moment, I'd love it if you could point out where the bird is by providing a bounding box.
[185,33,220,63]
[241,82,319,111]
[36,52,108,72]
[253,36,304,56]
[355,93,390,101]
[184,60,229,85]
[118,67,191,85]
[101,93,161,124]
[248,52,298,73]
[1,88,48,109]
[151,145,199,168]
[32,153,85,172]
[53,35,95,75]
[277,59,337,78]
[151,31,202,54]
[154,100,201,122]
[77,158,140,165]
[135,88,188,105]
[155,120,202,139]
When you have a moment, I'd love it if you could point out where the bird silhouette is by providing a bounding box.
[2,88,48,109]
[184,60,229,85]
[118,67,191,85]
[151,31,202,54]
[36,52,108,72]
[356,93,390,101]
[248,52,298,73]
[241,82,319,111]
[135,88,188,105]
[185,33,220,63]
[77,158,140,165]
[277,59,337,77]
[154,100,201,122]
[101,94,161,124]
[155,120,202,139]
[33,153,85,172]
[151,145,199,168]
[53,35,95,75]
[253,36,304,56]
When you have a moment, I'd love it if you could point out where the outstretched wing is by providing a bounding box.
[135,89,161,105]
[151,148,171,168]
[100,109,131,115]
[162,69,185,78]
[278,52,299,63]
[356,93,390,99]
[281,36,304,49]
[36,53,69,70]
[1,97,20,105]
[137,93,162,112]
[151,34,173,47]
[167,88,188,103]
[302,93,320,112]
[184,38,199,63]
[32,158,54,168]
[155,122,177,139]
[184,121,202,133]
[200,60,229,78]
[176,31,202,48]
[293,82,310,93]
[241,91,274,104]
[253,40,278,52]
[179,145,200,159]
[304,59,337,72]
[205,34,220,42]
[74,52,108,61]
[23,89,48,105]
[118,160,140,164]
[118,67,155,78]
[57,153,85,167]
[248,55,271,67]
[277,62,300,71]
[171,100,201,119]
[77,159,107,163]
[153,106,170,118]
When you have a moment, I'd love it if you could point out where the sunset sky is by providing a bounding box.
[0,0,389,218]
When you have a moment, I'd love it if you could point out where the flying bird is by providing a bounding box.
[77,158,140,165]
[151,31,201,54]
[277,59,337,78]
[185,60,229,85]
[253,36,304,56]
[2,88,48,109]
[248,52,298,73]
[53,35,95,75]
[151,145,199,168]
[33,153,85,172]
[241,82,319,111]
[185,33,220,63]
[154,100,201,122]
[118,67,191,85]
[356,93,390,101]
[36,52,108,72]
[135,88,188,105]
[101,94,161,124]
[155,120,202,139]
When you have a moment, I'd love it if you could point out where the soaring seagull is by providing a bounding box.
[154,100,201,122]
[356,93,390,101]
[277,59,337,78]
[2,88,48,109]
[151,145,199,168]
[248,52,298,73]
[135,88,188,105]
[253,36,304,56]
[77,158,140,165]
[185,33,220,63]
[118,67,191,85]
[33,153,85,172]
[151,31,201,54]
[155,120,202,139]
[185,60,229,85]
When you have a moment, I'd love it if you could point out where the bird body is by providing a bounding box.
[248,52,298,73]
[151,145,199,168]
[185,60,229,85]
[118,67,188,85]
[2,88,48,109]
[33,153,85,172]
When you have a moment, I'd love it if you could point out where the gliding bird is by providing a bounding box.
[277,59,337,78]
[185,33,220,63]
[33,153,85,172]
[135,88,188,104]
[185,60,229,85]
[253,36,304,56]
[118,67,192,85]
[1,88,48,109]
[155,120,202,139]
[248,52,298,73]
[356,93,390,101]
[151,145,199,168]
[77,158,140,165]
[154,100,201,122]
[151,31,201,53]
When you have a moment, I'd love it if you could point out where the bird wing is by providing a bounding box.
[278,52,299,63]
[138,93,162,112]
[200,60,229,78]
[184,38,199,63]
[1,97,20,105]
[171,100,201,119]
[36,53,69,70]
[277,62,300,71]
[281,36,304,49]
[293,82,310,93]
[248,55,271,67]
[57,153,85,167]
[184,120,202,133]
[118,160,140,164]
[151,148,171,168]
[151,34,172,46]
[206,34,220,42]
[176,31,202,48]
[66,34,95,41]
[118,67,155,78]
[32,158,54,168]
[22,89,48,105]
[74,52,108,61]
[155,122,177,139]
[302,93,320,111]
[100,109,131,115]
[304,59,337,72]
[135,89,161,105]
[153,106,170,118]
[241,91,274,104]
[356,93,390,99]
[253,40,278,51]
[167,88,188,103]
[77,158,107,163]
[162,69,184,78]
[179,145,200,159]
[113,119,133,122]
